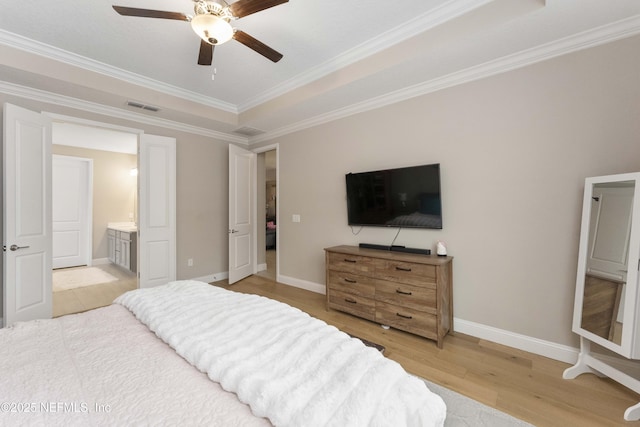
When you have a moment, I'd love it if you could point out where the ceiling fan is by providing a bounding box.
[112,0,288,66]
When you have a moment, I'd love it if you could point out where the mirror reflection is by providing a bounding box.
[580,180,634,345]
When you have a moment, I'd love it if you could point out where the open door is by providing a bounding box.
[228,144,255,284]
[138,134,176,288]
[3,103,52,326]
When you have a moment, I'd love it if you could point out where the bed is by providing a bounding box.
[0,280,446,426]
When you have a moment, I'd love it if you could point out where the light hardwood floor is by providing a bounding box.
[218,274,640,427]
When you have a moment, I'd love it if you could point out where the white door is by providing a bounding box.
[587,184,634,282]
[139,134,176,288]
[3,103,52,327]
[228,144,255,284]
[52,155,91,269]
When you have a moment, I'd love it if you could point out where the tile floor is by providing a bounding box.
[53,263,137,317]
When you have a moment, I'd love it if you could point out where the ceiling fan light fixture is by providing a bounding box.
[191,14,233,45]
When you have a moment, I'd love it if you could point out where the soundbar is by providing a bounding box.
[359,243,431,255]
[359,243,391,251]
[391,247,431,255]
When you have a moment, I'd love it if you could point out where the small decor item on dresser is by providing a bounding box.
[436,241,447,256]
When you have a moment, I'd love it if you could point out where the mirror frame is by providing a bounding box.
[572,172,640,359]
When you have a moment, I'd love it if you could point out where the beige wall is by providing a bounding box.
[256,34,640,348]
[52,145,137,261]
[174,135,229,279]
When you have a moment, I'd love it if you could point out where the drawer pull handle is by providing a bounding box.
[395,266,412,272]
[345,298,357,304]
[344,258,357,263]
[344,278,357,284]
[396,289,412,296]
[396,313,413,319]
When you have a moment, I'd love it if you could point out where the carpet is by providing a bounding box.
[421,378,534,427]
[53,267,118,292]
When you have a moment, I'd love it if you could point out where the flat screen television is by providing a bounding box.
[346,163,442,229]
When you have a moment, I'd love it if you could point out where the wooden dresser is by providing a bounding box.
[325,245,453,348]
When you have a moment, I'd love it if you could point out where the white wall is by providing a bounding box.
[258,34,640,350]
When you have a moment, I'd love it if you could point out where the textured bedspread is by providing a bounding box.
[0,304,270,426]
[115,280,447,427]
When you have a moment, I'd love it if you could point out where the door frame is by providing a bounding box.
[49,115,179,289]
[253,143,279,281]
[52,154,93,269]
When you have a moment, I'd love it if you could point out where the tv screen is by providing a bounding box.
[346,163,442,229]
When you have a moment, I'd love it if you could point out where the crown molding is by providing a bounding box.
[0,0,490,116]
[238,0,493,112]
[249,14,640,145]
[0,80,249,145]
[2,11,639,148]
[0,29,238,114]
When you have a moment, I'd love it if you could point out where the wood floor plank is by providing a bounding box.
[218,275,640,426]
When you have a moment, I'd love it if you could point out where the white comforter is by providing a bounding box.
[115,280,446,427]
[0,303,269,426]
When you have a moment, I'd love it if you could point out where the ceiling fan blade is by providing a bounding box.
[112,6,189,21]
[198,40,214,66]
[233,30,283,62]
[228,0,288,19]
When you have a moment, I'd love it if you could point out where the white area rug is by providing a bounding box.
[53,267,118,292]
[421,378,534,427]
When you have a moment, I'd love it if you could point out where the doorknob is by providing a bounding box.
[9,244,30,251]
[229,229,238,234]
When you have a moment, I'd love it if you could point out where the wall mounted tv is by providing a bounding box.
[346,163,442,229]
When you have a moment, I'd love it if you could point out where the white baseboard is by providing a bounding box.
[276,274,325,295]
[92,257,110,265]
[191,272,228,283]
[257,263,267,273]
[454,318,579,364]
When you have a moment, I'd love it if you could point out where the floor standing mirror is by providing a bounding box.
[564,172,640,421]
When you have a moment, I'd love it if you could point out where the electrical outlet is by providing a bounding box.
[187,258,193,267]
[292,214,301,223]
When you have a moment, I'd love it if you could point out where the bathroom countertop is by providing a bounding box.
[107,222,137,233]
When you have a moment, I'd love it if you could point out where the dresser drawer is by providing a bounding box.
[375,301,437,340]
[375,279,436,313]
[325,245,452,348]
[327,270,375,298]
[329,289,375,321]
[376,260,436,286]
[327,252,376,276]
